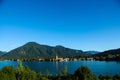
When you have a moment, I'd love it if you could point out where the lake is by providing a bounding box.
[0,60,120,76]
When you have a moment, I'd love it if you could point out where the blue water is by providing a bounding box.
[0,60,120,76]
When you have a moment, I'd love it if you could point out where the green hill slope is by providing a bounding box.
[2,42,89,59]
[0,51,6,56]
[94,48,120,56]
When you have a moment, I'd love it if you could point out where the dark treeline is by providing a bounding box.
[93,48,120,61]
[0,61,120,80]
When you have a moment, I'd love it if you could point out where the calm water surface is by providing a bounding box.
[0,60,120,76]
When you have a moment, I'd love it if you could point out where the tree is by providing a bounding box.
[61,66,67,76]
[74,66,98,80]
[113,74,120,80]
[37,72,48,80]
[104,74,112,80]
[0,66,16,80]
[17,60,24,71]
[98,74,104,80]
[16,65,37,80]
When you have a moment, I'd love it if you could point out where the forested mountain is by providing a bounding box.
[1,42,89,59]
[94,48,120,56]
[0,51,6,56]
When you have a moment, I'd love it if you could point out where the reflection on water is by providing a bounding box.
[55,62,59,73]
[0,61,120,76]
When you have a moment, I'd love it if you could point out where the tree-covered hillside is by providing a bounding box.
[0,51,6,56]
[1,42,89,59]
[94,48,120,56]
[93,48,120,61]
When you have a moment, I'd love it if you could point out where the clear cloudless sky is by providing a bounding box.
[0,0,120,52]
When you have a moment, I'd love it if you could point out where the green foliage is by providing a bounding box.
[74,66,98,80]
[46,69,51,78]
[16,66,37,80]
[61,66,67,76]
[98,74,113,80]
[37,72,48,80]
[18,60,24,71]
[0,64,119,80]
[98,74,104,80]
[0,66,16,80]
[105,74,112,80]
[113,74,120,80]
[0,61,37,80]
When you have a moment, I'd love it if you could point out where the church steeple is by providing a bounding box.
[55,54,58,60]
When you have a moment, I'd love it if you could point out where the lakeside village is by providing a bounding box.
[9,54,120,62]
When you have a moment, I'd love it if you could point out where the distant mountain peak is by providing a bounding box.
[25,42,40,45]
[22,42,41,48]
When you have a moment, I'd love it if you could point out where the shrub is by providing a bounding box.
[74,66,98,80]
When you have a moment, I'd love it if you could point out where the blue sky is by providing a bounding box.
[0,0,120,52]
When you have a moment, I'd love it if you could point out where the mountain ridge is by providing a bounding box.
[1,42,90,59]
[94,48,120,56]
[0,51,6,56]
[1,42,120,59]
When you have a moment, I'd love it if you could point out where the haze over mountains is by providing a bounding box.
[0,51,6,56]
